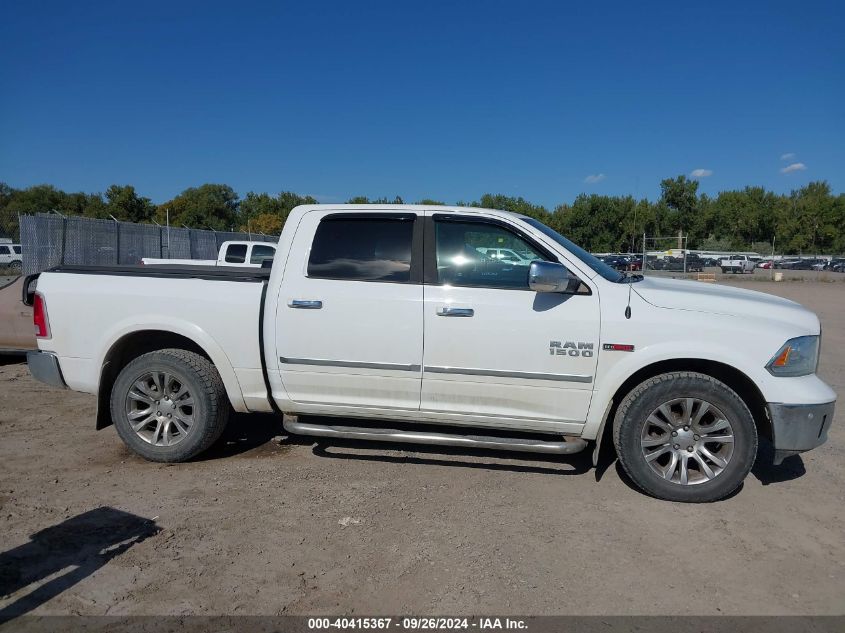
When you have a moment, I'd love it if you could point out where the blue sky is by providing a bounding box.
[1,0,842,208]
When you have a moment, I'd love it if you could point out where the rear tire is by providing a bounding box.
[110,348,229,462]
[613,372,757,502]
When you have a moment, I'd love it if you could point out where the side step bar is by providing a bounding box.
[282,417,588,455]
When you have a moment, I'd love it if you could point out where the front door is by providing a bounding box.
[420,214,600,432]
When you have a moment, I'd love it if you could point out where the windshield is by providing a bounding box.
[520,217,625,282]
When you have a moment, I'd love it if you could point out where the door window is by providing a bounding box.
[0,246,9,255]
[224,244,247,263]
[250,244,276,264]
[434,221,548,289]
[308,217,414,282]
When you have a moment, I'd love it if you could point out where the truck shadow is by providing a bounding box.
[751,439,806,485]
[0,507,159,620]
[199,412,285,460]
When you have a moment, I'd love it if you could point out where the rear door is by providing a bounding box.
[420,214,600,432]
[275,211,424,411]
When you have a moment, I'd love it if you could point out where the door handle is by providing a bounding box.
[288,299,323,309]
[437,306,474,317]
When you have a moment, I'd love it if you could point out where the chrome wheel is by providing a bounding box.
[640,397,735,485]
[125,371,195,446]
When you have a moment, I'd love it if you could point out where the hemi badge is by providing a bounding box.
[603,343,635,352]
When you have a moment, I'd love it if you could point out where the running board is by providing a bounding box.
[282,417,587,455]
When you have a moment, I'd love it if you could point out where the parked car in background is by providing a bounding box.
[720,255,755,274]
[649,256,688,272]
[790,259,824,271]
[142,241,276,267]
[757,260,774,270]
[823,258,845,272]
[0,276,35,353]
[685,255,705,272]
[0,240,22,272]
[775,259,799,269]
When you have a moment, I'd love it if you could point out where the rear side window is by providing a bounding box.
[250,244,276,264]
[0,246,9,255]
[308,218,413,282]
[13,246,21,254]
[224,244,247,263]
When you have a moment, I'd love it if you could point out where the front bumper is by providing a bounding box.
[27,351,67,389]
[768,400,835,464]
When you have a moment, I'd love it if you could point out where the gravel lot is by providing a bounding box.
[1,278,843,617]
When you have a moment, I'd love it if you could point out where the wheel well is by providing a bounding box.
[95,331,210,430]
[601,359,770,450]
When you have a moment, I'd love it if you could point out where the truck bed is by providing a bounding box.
[35,264,273,413]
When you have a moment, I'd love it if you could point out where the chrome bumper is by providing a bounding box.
[27,351,67,389]
[768,400,835,465]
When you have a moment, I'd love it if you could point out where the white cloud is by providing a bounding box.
[780,162,807,174]
[584,173,606,184]
[780,152,796,161]
[690,168,713,178]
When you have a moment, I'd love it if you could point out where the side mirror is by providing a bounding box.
[528,261,570,293]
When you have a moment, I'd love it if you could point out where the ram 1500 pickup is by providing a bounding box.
[26,205,836,502]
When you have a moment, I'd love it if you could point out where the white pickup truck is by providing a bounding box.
[720,254,756,274]
[26,204,836,502]
[142,240,276,267]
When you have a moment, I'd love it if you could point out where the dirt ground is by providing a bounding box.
[1,278,843,617]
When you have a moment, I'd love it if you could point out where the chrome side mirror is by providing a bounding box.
[528,261,570,293]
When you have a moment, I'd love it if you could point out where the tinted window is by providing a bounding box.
[224,244,247,263]
[0,246,9,255]
[250,244,276,264]
[521,217,624,282]
[13,246,21,254]
[435,221,548,289]
[308,218,413,282]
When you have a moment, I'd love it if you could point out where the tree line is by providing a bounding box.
[1,177,843,254]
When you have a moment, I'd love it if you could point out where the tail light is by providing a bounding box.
[33,292,51,339]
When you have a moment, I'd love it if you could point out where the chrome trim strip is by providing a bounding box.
[424,365,592,383]
[280,357,421,372]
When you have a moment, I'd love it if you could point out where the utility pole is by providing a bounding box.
[642,232,647,275]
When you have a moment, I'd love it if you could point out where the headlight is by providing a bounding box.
[766,335,820,377]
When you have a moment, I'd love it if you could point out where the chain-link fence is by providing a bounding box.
[16,213,278,275]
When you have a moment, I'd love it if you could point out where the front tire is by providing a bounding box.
[613,372,757,502]
[110,348,229,462]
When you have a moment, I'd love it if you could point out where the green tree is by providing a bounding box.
[157,184,240,230]
[476,194,548,219]
[659,176,699,238]
[240,191,317,233]
[105,185,155,222]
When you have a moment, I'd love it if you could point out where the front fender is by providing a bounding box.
[582,341,766,440]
